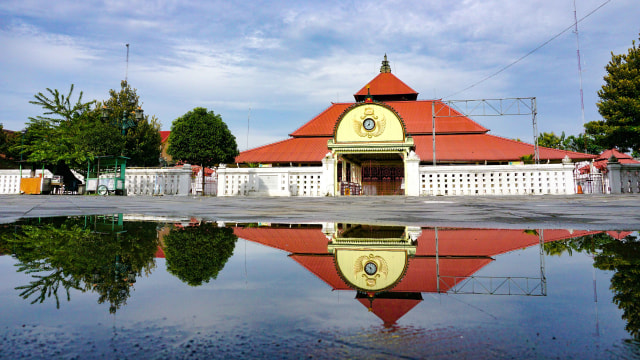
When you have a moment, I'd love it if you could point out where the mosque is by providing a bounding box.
[221,56,595,196]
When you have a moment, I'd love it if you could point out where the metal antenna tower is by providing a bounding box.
[573,0,586,146]
[125,43,130,83]
[246,107,251,151]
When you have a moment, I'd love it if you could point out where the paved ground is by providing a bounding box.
[2,194,640,229]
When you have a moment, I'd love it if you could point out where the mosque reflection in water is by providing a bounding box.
[1,216,639,339]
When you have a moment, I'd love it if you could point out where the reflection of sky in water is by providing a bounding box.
[1,223,638,359]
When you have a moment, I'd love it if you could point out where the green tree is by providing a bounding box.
[538,132,565,149]
[164,223,237,286]
[4,216,159,313]
[0,124,20,168]
[544,232,640,339]
[586,33,640,155]
[21,85,99,189]
[22,82,161,182]
[167,107,239,195]
[100,81,161,167]
[537,131,603,155]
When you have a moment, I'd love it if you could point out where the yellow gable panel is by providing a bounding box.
[335,103,405,143]
[335,249,408,292]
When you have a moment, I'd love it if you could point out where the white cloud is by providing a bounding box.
[0,0,638,146]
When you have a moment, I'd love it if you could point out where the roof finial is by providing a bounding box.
[380,53,391,73]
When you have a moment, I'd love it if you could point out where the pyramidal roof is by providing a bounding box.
[353,55,418,102]
[235,56,598,164]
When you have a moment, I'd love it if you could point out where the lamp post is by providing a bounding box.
[101,106,144,135]
[19,129,26,191]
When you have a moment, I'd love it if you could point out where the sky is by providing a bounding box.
[1,0,639,150]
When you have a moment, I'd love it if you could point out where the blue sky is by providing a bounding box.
[1,0,638,150]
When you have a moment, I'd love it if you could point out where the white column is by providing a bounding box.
[217,164,227,196]
[321,152,336,196]
[405,150,421,196]
[607,162,622,193]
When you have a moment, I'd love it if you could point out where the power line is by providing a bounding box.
[444,0,611,99]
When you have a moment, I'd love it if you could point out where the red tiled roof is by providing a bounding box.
[392,257,492,293]
[290,103,352,137]
[596,148,636,161]
[233,227,329,254]
[290,254,350,290]
[235,137,331,164]
[354,72,418,98]
[235,132,595,164]
[413,134,597,162]
[415,229,600,257]
[160,131,171,143]
[592,148,640,171]
[289,100,487,137]
[155,246,165,258]
[356,296,422,327]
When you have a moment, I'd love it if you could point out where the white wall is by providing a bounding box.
[217,165,325,196]
[0,169,53,194]
[125,166,192,196]
[418,163,575,196]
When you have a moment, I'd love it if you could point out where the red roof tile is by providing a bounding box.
[413,134,597,162]
[236,132,596,164]
[392,257,492,293]
[235,137,331,163]
[415,229,600,257]
[290,103,352,137]
[591,148,640,171]
[289,100,487,138]
[233,227,329,254]
[160,130,171,143]
[356,296,422,326]
[354,72,418,100]
[290,254,350,290]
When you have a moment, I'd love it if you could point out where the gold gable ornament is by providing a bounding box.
[352,106,386,138]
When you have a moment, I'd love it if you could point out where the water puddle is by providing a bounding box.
[1,215,639,359]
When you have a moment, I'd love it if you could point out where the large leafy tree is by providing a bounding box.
[21,85,100,189]
[545,232,640,339]
[100,81,161,167]
[3,216,158,313]
[167,107,239,194]
[21,82,162,188]
[586,34,640,156]
[164,222,237,286]
[0,124,20,168]
[537,132,603,154]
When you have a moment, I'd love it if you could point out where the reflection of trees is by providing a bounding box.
[594,234,640,339]
[164,223,237,286]
[545,232,640,339]
[0,224,13,254]
[4,218,158,313]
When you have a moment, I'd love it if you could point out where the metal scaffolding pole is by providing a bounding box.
[433,97,540,164]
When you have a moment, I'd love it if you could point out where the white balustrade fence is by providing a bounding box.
[125,167,192,196]
[418,164,576,196]
[3,160,638,197]
[607,163,640,194]
[217,166,325,196]
[0,169,53,194]
[192,174,217,196]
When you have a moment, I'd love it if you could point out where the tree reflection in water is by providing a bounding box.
[3,216,158,314]
[545,232,640,339]
[164,222,237,286]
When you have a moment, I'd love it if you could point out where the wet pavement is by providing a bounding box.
[1,194,640,229]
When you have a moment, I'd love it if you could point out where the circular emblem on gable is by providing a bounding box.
[363,118,375,131]
[334,249,408,292]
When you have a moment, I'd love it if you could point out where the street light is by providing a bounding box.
[19,128,26,184]
[101,105,144,135]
